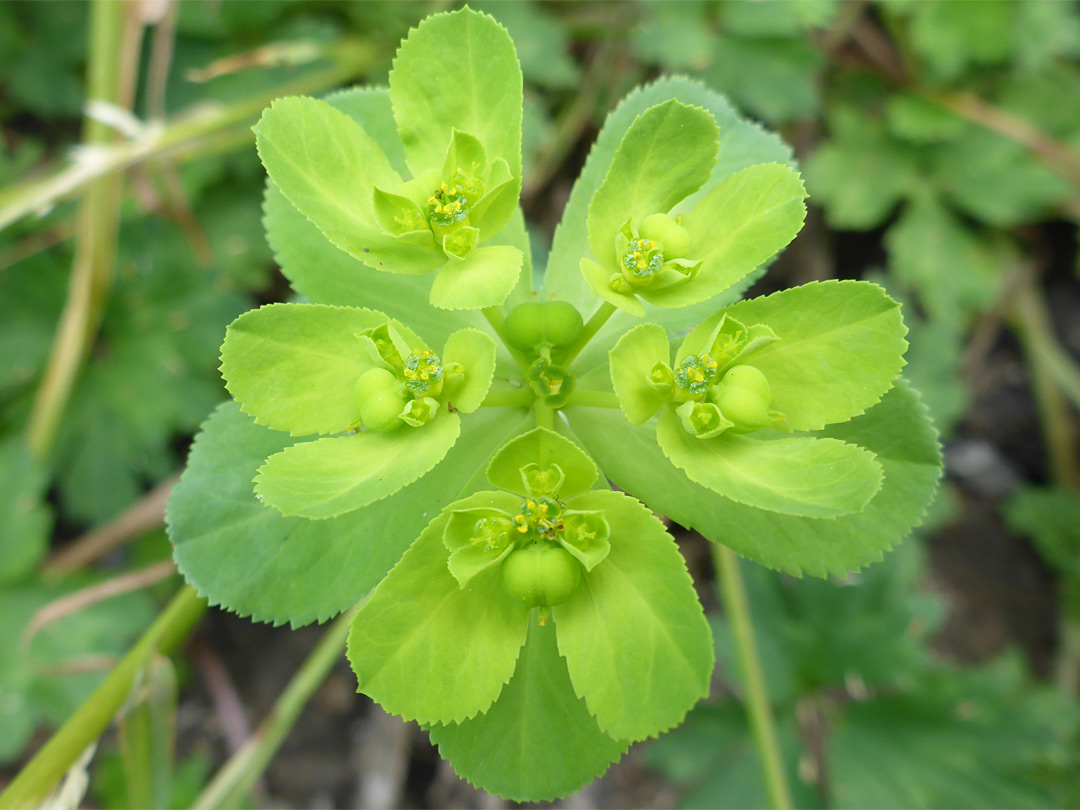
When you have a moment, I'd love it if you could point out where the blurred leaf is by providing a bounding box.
[885,94,968,143]
[930,129,1073,227]
[720,0,838,36]
[0,580,156,763]
[705,35,823,124]
[830,657,1078,809]
[646,705,816,810]
[889,0,1016,81]
[0,439,52,584]
[1005,487,1080,581]
[632,1,714,72]
[473,2,579,89]
[884,194,1007,322]
[805,108,921,230]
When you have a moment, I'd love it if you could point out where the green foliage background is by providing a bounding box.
[1,1,1079,808]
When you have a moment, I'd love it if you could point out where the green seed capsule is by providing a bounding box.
[501,543,582,608]
[355,368,406,432]
[504,301,584,351]
[542,301,584,347]
[716,386,769,433]
[720,365,772,406]
[640,213,690,260]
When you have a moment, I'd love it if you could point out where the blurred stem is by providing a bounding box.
[0,38,381,231]
[1011,281,1080,488]
[714,545,793,810]
[1011,278,1080,697]
[192,603,360,810]
[0,586,207,810]
[521,39,626,204]
[25,0,140,459]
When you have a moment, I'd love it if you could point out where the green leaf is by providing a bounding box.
[646,706,812,810]
[0,580,156,763]
[1005,487,1080,581]
[220,303,391,436]
[428,619,627,802]
[566,380,941,577]
[442,328,496,413]
[261,88,487,345]
[702,280,908,431]
[429,245,522,310]
[390,8,523,180]
[609,323,673,424]
[553,490,713,741]
[168,403,529,627]
[347,491,530,724]
[587,100,719,272]
[885,196,1007,323]
[804,107,919,231]
[648,162,806,308]
[255,413,462,519]
[544,77,792,313]
[487,427,597,498]
[703,34,824,125]
[656,410,883,517]
[930,128,1071,228]
[0,439,51,583]
[254,96,441,275]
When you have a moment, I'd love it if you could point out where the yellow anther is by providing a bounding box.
[646,240,656,249]
[636,261,647,271]
[427,196,437,205]
[440,182,449,191]
[420,371,429,380]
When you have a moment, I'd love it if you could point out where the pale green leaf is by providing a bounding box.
[609,323,672,424]
[701,280,908,431]
[347,492,530,724]
[649,163,806,308]
[261,89,487,345]
[442,328,496,413]
[220,303,390,436]
[566,380,941,577]
[544,77,791,312]
[587,99,719,271]
[429,245,522,310]
[428,619,627,802]
[390,7,523,179]
[168,403,529,627]
[255,413,461,519]
[487,427,597,498]
[553,490,713,741]
[254,96,441,275]
[656,410,883,517]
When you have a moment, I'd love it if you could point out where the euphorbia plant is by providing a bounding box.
[167,7,941,801]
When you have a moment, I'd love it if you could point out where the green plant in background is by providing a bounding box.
[162,7,938,800]
[6,1,1080,808]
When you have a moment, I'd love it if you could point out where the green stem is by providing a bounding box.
[0,586,207,810]
[480,388,535,408]
[26,0,137,459]
[563,301,617,367]
[534,400,555,430]
[0,39,381,231]
[193,604,359,810]
[713,545,793,810]
[565,390,620,409]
